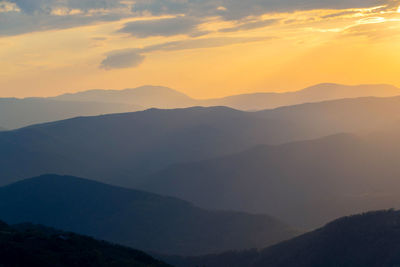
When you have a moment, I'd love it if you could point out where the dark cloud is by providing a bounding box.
[101,36,272,70]
[100,49,145,69]
[132,0,387,20]
[1,0,397,36]
[119,16,206,38]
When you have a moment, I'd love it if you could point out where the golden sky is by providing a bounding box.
[1,0,400,98]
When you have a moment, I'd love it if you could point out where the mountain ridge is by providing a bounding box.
[0,174,298,256]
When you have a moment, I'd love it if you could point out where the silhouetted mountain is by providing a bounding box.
[202,83,400,110]
[0,98,140,129]
[0,220,171,267]
[164,210,400,267]
[54,86,196,109]
[0,174,298,256]
[54,83,400,111]
[2,96,400,187]
[140,132,400,228]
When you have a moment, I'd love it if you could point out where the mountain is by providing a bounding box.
[2,96,400,187]
[0,126,6,131]
[164,210,400,267]
[202,83,400,110]
[0,221,171,267]
[0,98,141,129]
[3,83,399,129]
[54,83,400,111]
[54,85,196,109]
[0,106,298,186]
[0,174,298,256]
[140,132,400,229]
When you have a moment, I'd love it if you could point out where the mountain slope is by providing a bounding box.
[0,174,298,256]
[2,96,400,187]
[0,98,141,129]
[165,210,400,267]
[54,85,196,109]
[0,221,171,267]
[0,106,296,186]
[140,132,400,228]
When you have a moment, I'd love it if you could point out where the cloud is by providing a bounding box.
[100,49,145,70]
[119,16,206,38]
[101,36,272,70]
[1,0,397,36]
[132,0,388,20]
[342,20,400,40]
[219,19,279,33]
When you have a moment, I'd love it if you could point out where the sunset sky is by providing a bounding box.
[1,0,400,98]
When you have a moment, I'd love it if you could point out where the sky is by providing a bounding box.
[1,0,400,98]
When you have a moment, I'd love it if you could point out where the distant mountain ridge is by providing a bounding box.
[0,98,140,129]
[163,210,400,267]
[0,174,298,256]
[54,85,196,109]
[2,83,399,129]
[201,83,400,110]
[54,83,400,111]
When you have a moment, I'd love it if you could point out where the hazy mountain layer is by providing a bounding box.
[140,131,400,228]
[2,83,399,130]
[2,96,400,187]
[164,210,400,267]
[55,83,400,111]
[0,174,298,256]
[54,86,196,109]
[0,98,141,129]
[0,220,171,267]
[201,83,400,110]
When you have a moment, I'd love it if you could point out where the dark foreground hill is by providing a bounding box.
[0,220,171,267]
[164,210,400,267]
[0,174,297,256]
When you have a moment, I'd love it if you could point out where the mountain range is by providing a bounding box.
[1,95,400,188]
[2,83,399,129]
[163,210,400,267]
[0,174,298,256]
[0,98,140,130]
[139,131,400,228]
[0,220,171,267]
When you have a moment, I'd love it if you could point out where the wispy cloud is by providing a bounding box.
[118,16,207,38]
[101,36,272,70]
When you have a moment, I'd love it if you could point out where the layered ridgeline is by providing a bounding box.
[164,210,400,267]
[2,96,400,187]
[0,98,140,129]
[0,221,171,267]
[2,83,399,129]
[0,174,298,256]
[141,131,400,229]
[201,83,400,110]
[54,83,400,111]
